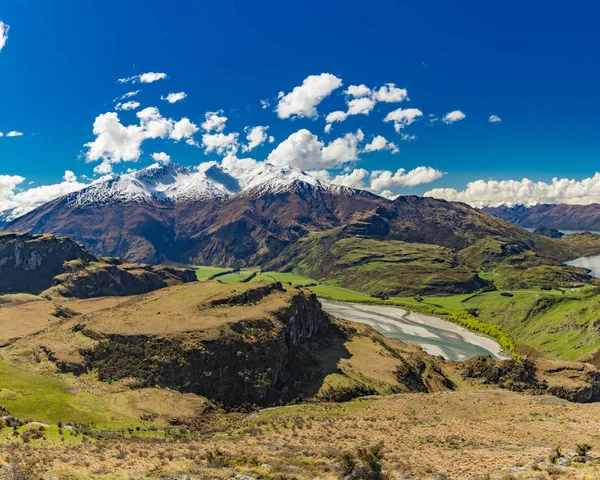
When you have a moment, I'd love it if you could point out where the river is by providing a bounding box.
[319,299,511,362]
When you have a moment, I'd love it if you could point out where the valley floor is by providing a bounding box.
[2,390,600,479]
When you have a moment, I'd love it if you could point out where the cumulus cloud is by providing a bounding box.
[372,83,408,103]
[347,97,376,116]
[0,21,9,52]
[425,173,600,207]
[84,107,200,169]
[383,108,423,132]
[170,118,199,144]
[151,152,171,164]
[161,92,187,103]
[370,166,444,190]
[267,129,364,170]
[63,170,77,183]
[363,135,399,154]
[118,72,167,84]
[260,99,270,109]
[202,111,227,133]
[325,82,409,131]
[202,132,239,155]
[115,101,140,111]
[276,73,343,119]
[242,126,270,153]
[345,84,371,98]
[443,110,466,124]
[0,172,89,221]
[489,114,502,123]
[325,111,348,124]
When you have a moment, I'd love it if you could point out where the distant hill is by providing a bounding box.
[483,203,600,230]
[0,232,195,298]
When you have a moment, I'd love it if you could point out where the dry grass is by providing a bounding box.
[1,389,600,478]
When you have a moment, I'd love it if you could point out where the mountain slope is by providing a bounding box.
[483,203,600,230]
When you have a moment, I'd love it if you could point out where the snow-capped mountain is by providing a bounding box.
[64,161,361,208]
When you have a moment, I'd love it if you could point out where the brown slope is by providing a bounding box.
[6,182,385,266]
[483,203,600,230]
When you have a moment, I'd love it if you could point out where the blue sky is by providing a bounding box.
[1,0,600,208]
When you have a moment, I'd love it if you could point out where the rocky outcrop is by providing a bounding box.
[79,290,332,407]
[0,232,95,294]
[533,227,564,239]
[461,355,600,403]
[0,232,196,298]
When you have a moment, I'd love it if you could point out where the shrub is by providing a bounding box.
[335,441,390,479]
[576,444,592,457]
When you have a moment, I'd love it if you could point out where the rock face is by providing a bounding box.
[461,355,600,403]
[80,288,330,406]
[0,232,95,294]
[0,232,196,297]
[533,227,564,239]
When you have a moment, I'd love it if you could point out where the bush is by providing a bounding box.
[576,444,592,457]
[335,441,390,479]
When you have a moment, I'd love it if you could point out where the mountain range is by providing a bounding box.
[483,203,600,231]
[2,161,388,265]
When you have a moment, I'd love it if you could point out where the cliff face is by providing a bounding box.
[0,232,95,294]
[0,232,196,298]
[79,289,333,406]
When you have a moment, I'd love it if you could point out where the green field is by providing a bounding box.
[194,265,233,281]
[0,361,135,428]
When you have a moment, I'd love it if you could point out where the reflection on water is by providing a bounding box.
[566,255,600,279]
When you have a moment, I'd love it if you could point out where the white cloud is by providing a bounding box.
[242,126,269,153]
[322,130,363,167]
[151,152,171,164]
[118,72,167,84]
[267,129,324,169]
[170,118,199,143]
[118,90,140,100]
[384,108,423,132]
[372,84,408,103]
[137,107,173,139]
[115,101,140,111]
[161,92,187,103]
[0,21,9,52]
[347,97,376,116]
[6,131,23,137]
[260,99,270,109]
[63,170,77,183]
[276,73,343,119]
[489,114,502,123]
[331,168,370,189]
[324,124,333,134]
[267,129,363,170]
[84,112,146,164]
[425,173,600,207]
[345,84,371,98]
[370,166,444,190]
[443,110,466,124]
[202,132,239,155]
[363,135,399,154]
[325,111,348,124]
[84,107,200,169]
[0,172,89,221]
[202,111,227,133]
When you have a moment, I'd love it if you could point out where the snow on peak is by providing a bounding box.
[64,161,364,208]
